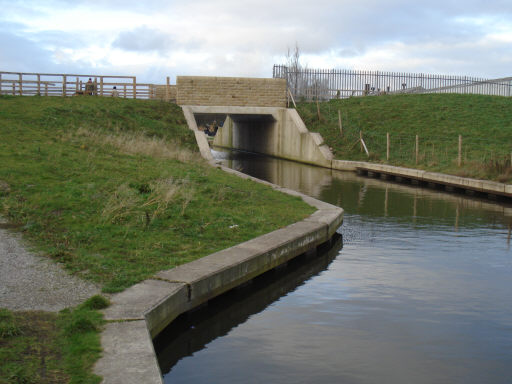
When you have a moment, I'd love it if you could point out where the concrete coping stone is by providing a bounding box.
[94,320,163,384]
[356,162,510,197]
[95,159,344,383]
[310,132,324,146]
[103,279,187,322]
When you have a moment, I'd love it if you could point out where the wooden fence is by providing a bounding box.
[273,65,512,101]
[0,71,176,100]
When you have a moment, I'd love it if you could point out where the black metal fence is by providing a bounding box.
[273,65,512,101]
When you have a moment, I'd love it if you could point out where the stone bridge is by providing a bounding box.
[177,76,333,168]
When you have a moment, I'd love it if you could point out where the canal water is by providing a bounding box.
[156,149,512,384]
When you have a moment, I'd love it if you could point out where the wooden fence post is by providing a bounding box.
[75,77,79,93]
[45,83,48,96]
[415,134,419,164]
[12,82,15,96]
[123,84,127,98]
[94,77,98,96]
[133,77,137,99]
[386,132,390,161]
[100,77,104,97]
[288,89,297,108]
[338,109,343,136]
[166,76,170,101]
[62,75,67,96]
[37,74,41,95]
[458,135,462,166]
[19,73,23,96]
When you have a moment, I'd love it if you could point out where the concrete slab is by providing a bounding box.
[332,160,363,171]
[310,132,324,146]
[156,220,328,307]
[103,280,187,322]
[356,162,511,198]
[94,321,163,384]
[304,208,344,238]
[319,144,334,161]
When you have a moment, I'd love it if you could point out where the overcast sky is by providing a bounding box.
[1,0,511,83]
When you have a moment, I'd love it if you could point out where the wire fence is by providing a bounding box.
[336,127,511,174]
[273,65,512,101]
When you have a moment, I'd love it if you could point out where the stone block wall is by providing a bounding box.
[152,85,177,101]
[176,76,286,107]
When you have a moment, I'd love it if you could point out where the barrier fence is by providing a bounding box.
[350,130,510,167]
[0,71,176,100]
[273,65,512,101]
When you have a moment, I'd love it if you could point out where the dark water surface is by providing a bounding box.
[157,149,512,384]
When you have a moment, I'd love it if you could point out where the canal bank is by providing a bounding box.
[160,149,512,384]
[94,164,343,383]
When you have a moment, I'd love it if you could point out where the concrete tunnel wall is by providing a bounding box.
[184,106,333,168]
[224,114,276,155]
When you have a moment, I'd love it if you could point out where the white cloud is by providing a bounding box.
[1,0,511,83]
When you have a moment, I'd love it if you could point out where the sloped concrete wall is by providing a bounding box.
[210,106,333,168]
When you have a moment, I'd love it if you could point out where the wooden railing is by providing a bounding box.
[0,71,176,101]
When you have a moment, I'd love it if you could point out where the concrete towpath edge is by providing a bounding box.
[93,162,344,384]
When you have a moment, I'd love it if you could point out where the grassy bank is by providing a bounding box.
[297,94,512,182]
[0,296,108,384]
[0,95,314,293]
[0,95,315,382]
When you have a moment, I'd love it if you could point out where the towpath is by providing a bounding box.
[0,218,100,312]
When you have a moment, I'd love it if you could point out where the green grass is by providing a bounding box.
[0,95,315,383]
[0,296,107,384]
[0,95,314,293]
[297,94,512,182]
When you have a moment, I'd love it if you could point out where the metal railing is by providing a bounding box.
[273,65,512,101]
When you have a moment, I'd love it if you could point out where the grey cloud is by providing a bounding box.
[112,26,173,53]
[0,30,56,72]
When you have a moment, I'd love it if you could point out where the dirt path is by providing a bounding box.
[0,219,100,311]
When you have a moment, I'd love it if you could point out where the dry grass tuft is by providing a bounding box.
[72,127,198,163]
[102,178,196,225]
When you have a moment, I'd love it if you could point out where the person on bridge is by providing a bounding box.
[85,78,95,95]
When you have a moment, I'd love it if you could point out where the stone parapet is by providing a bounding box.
[176,76,286,107]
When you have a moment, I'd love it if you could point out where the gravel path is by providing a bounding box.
[0,219,100,312]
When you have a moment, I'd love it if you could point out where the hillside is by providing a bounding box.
[297,94,512,182]
[0,95,314,293]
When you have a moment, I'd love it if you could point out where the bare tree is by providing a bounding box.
[285,43,306,99]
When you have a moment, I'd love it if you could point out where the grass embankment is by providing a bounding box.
[0,95,315,383]
[1,296,108,384]
[298,94,512,182]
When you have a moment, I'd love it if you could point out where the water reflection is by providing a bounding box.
[213,148,512,232]
[159,148,512,384]
[155,235,342,376]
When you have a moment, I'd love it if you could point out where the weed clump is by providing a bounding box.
[83,295,110,310]
[0,309,22,339]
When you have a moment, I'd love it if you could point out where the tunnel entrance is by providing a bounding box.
[193,112,276,154]
[183,105,333,168]
[228,114,276,154]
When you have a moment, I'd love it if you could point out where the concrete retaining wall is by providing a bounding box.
[354,162,512,198]
[94,163,344,383]
[208,106,333,168]
[176,76,287,107]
